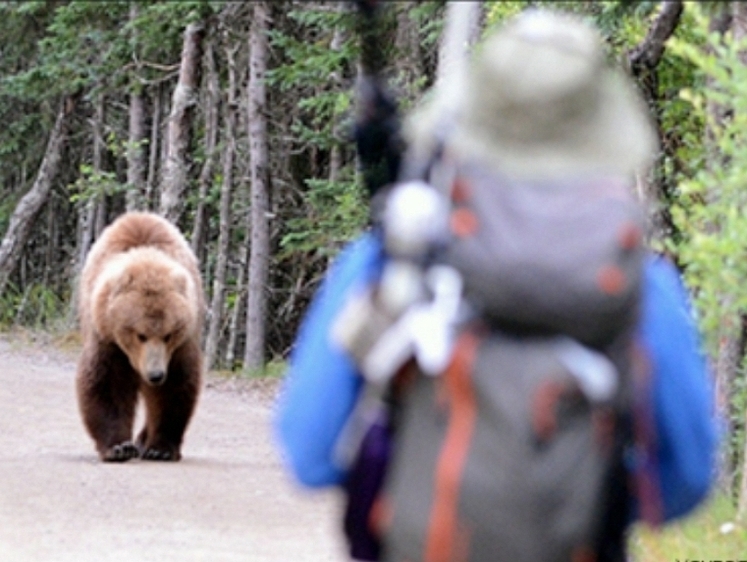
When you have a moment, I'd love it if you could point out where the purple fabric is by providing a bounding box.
[343,411,393,561]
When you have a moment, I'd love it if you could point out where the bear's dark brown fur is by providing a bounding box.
[76,212,205,462]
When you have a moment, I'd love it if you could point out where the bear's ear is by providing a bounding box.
[171,270,190,297]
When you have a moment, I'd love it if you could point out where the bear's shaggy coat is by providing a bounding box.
[76,212,205,462]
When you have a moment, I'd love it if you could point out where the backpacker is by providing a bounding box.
[333,160,648,562]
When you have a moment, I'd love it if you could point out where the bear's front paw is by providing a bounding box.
[102,441,140,462]
[141,445,181,462]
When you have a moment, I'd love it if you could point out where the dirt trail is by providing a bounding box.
[0,334,349,562]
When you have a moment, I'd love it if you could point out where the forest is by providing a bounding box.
[1,0,747,545]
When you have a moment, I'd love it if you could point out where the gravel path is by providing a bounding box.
[0,334,348,562]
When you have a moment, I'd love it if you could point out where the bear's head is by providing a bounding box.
[92,248,199,386]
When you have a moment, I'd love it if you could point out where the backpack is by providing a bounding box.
[336,162,647,562]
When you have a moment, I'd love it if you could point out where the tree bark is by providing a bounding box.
[243,1,270,371]
[145,81,163,209]
[0,98,73,296]
[205,42,238,371]
[225,244,247,370]
[627,0,684,243]
[159,21,206,224]
[395,1,424,96]
[628,1,683,71]
[190,38,220,259]
[126,89,146,211]
[69,95,107,319]
[126,2,146,212]
[91,95,107,239]
[328,3,346,185]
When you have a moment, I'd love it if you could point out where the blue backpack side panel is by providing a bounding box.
[275,232,385,487]
[637,255,718,522]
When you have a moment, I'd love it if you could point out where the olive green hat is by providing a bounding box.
[406,9,658,180]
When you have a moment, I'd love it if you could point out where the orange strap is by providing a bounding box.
[424,331,481,562]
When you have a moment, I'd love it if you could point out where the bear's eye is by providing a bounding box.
[163,333,172,343]
[137,333,147,343]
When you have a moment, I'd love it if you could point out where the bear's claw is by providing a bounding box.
[141,446,180,461]
[102,441,140,462]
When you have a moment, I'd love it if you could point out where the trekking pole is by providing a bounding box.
[350,0,403,198]
[435,1,482,105]
[353,0,384,77]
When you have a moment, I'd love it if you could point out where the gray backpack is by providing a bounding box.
[375,165,646,562]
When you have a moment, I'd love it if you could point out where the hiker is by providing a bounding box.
[275,8,717,562]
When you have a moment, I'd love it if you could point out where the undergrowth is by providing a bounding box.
[630,493,747,561]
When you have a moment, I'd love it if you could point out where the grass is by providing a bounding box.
[218,359,288,380]
[629,493,747,561]
[235,358,287,379]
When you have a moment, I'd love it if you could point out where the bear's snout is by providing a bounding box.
[140,341,170,386]
[147,370,167,385]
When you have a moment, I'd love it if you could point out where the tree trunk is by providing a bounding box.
[627,0,684,243]
[145,82,163,209]
[243,1,270,371]
[126,90,146,211]
[0,98,73,296]
[126,3,146,211]
[328,2,347,184]
[205,43,238,370]
[190,38,220,259]
[159,21,206,224]
[43,192,57,287]
[92,96,108,239]
[69,95,107,319]
[395,1,424,96]
[225,243,247,370]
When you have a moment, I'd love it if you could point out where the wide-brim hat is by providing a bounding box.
[406,9,658,180]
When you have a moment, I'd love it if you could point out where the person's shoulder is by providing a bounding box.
[323,230,385,290]
[643,254,691,308]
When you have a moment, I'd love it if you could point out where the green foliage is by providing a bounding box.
[241,358,287,379]
[0,283,67,329]
[668,4,747,355]
[68,164,124,205]
[266,6,356,146]
[667,4,747,485]
[0,1,218,102]
[2,2,129,100]
[279,173,368,259]
[268,5,367,258]
[484,0,527,29]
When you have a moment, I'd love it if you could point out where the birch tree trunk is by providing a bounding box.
[126,89,146,211]
[0,98,73,296]
[190,39,220,259]
[225,243,247,370]
[91,95,107,238]
[145,82,163,209]
[81,96,106,258]
[126,2,146,211]
[205,43,238,370]
[159,21,206,224]
[243,1,270,371]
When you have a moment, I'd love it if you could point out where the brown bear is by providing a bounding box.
[76,211,205,462]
